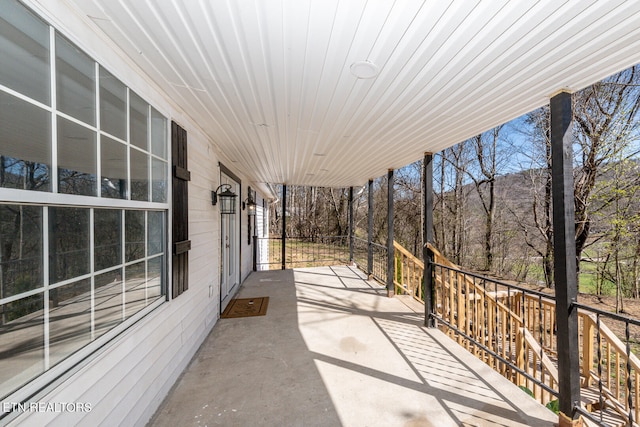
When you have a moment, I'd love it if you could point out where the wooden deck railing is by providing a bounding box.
[392,241,640,426]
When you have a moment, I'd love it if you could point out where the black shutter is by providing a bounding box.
[172,121,190,298]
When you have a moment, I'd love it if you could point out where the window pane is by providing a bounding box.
[130,148,148,201]
[125,261,145,319]
[0,0,50,104]
[0,294,45,399]
[0,91,51,191]
[49,279,91,367]
[99,67,126,140]
[101,136,127,199]
[94,269,123,339]
[94,209,121,271]
[151,158,167,203]
[130,91,148,151]
[150,107,167,159]
[147,256,164,301]
[56,33,95,125]
[0,205,42,298]
[49,207,89,283]
[58,117,96,196]
[125,210,145,262]
[147,211,164,256]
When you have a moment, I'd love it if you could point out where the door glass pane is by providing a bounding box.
[0,0,50,104]
[125,210,145,262]
[58,117,96,196]
[124,261,145,319]
[130,91,148,151]
[0,205,42,298]
[151,158,167,203]
[0,91,51,191]
[56,33,95,125]
[151,107,166,159]
[0,294,45,399]
[49,207,90,284]
[100,136,127,199]
[94,209,122,271]
[48,279,91,366]
[99,66,126,141]
[130,148,148,201]
[94,269,123,338]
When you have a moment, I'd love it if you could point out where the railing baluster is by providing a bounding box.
[627,322,633,424]
[494,278,499,370]
[507,286,512,380]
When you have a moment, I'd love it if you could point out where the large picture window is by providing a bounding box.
[0,0,169,402]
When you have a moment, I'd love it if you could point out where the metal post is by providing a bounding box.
[423,153,434,327]
[367,179,374,278]
[281,184,286,270]
[348,187,354,264]
[387,169,395,297]
[550,91,581,420]
[252,235,257,271]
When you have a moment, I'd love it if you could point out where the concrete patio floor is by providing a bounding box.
[150,265,557,427]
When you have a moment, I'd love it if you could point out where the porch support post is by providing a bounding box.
[281,184,287,270]
[550,91,581,421]
[387,169,395,297]
[423,153,434,327]
[367,179,374,278]
[348,186,354,264]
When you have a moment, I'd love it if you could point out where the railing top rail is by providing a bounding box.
[353,236,387,250]
[580,311,640,376]
[432,261,554,301]
[393,241,424,268]
[574,302,640,328]
[261,235,349,240]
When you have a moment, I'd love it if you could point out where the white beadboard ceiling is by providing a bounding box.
[65,0,640,188]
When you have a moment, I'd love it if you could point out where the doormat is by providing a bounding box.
[221,297,269,318]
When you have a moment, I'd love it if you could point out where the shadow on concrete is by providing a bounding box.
[150,266,556,427]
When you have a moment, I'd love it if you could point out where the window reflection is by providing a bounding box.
[56,33,95,125]
[0,205,42,298]
[152,158,167,203]
[0,0,50,104]
[0,294,45,399]
[95,209,122,271]
[147,256,164,300]
[94,269,123,339]
[49,279,91,366]
[101,136,127,199]
[99,67,126,141]
[147,211,164,256]
[130,92,148,151]
[130,148,149,201]
[125,210,145,262]
[57,117,97,196]
[125,262,146,319]
[151,107,167,159]
[0,92,51,191]
[49,207,90,284]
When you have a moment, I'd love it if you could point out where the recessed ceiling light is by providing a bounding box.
[350,60,379,79]
[313,153,327,157]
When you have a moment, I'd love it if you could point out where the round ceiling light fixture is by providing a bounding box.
[350,60,379,79]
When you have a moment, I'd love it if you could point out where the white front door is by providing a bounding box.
[220,174,239,311]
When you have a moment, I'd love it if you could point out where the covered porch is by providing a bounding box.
[151,266,555,427]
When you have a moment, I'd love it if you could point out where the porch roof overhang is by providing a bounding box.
[63,0,640,190]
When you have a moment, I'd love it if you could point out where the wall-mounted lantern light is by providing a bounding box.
[211,184,237,214]
[243,195,257,216]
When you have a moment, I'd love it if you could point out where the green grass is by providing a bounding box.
[578,261,617,296]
